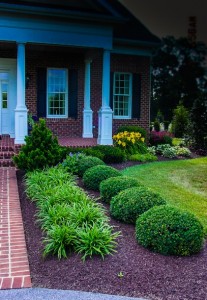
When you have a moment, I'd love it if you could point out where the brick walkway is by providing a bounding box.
[0,167,32,289]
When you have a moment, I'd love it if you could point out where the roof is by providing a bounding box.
[0,0,160,45]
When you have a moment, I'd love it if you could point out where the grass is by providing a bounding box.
[122,157,207,235]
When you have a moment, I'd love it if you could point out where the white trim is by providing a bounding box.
[46,68,68,118]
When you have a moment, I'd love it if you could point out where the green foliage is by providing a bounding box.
[129,153,158,162]
[74,223,120,261]
[25,167,120,260]
[100,176,141,203]
[43,225,76,259]
[83,165,122,191]
[188,93,207,152]
[62,152,85,174]
[136,205,204,256]
[155,144,191,158]
[162,147,177,158]
[174,146,191,157]
[153,119,160,132]
[152,36,207,121]
[13,119,62,171]
[83,148,104,160]
[116,125,147,139]
[110,187,166,224]
[76,155,105,177]
[171,104,189,138]
[90,145,126,163]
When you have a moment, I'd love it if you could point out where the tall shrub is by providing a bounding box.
[13,119,62,171]
[171,103,189,138]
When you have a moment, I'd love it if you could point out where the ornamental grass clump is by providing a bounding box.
[25,167,120,260]
[113,131,147,155]
[100,176,141,203]
[110,187,166,224]
[83,165,122,191]
[136,205,205,256]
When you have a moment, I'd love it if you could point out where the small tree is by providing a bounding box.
[189,93,207,152]
[13,119,62,171]
[171,103,189,138]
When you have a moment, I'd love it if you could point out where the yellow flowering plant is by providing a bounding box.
[113,131,147,155]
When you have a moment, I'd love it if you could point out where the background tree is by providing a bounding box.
[151,36,207,122]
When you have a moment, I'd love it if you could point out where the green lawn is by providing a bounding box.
[122,157,207,235]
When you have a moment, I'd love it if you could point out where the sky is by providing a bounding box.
[120,0,207,45]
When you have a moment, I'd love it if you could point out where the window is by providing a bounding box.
[1,81,8,109]
[113,72,132,118]
[47,68,68,118]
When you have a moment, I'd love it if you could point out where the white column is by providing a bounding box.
[15,43,28,144]
[82,59,93,138]
[97,49,113,145]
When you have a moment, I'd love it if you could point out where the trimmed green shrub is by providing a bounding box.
[129,153,158,162]
[13,119,62,171]
[90,145,126,163]
[100,176,141,203]
[83,148,104,160]
[77,155,105,177]
[110,187,166,224]
[136,205,204,256]
[116,125,147,139]
[62,153,85,174]
[83,165,122,191]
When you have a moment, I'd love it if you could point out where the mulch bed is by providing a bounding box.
[17,157,207,300]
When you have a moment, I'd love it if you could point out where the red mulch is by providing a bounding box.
[17,157,207,300]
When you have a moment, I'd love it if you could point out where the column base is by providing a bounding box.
[82,109,93,138]
[14,108,28,144]
[97,107,113,145]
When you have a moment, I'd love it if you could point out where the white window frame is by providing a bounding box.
[113,72,132,119]
[47,68,68,118]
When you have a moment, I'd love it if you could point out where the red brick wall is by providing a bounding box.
[111,54,151,134]
[0,43,151,138]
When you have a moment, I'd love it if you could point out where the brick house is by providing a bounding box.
[0,0,159,145]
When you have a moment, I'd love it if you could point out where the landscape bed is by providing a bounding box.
[17,159,207,300]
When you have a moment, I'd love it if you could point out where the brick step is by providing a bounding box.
[0,152,15,159]
[0,159,15,167]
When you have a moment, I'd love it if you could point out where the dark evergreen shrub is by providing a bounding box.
[110,187,166,224]
[77,156,105,177]
[189,93,207,152]
[171,104,189,138]
[13,119,62,171]
[116,125,147,139]
[83,148,104,160]
[91,145,126,163]
[136,205,204,256]
[100,176,141,203]
[83,165,122,191]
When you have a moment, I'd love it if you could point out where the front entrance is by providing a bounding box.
[0,59,17,137]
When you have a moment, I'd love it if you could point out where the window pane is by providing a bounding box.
[113,73,131,117]
[47,69,67,117]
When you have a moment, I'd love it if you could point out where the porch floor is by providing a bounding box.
[58,137,97,147]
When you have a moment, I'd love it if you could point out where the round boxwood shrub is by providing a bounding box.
[100,176,141,203]
[77,155,105,177]
[83,165,122,191]
[110,187,166,224]
[136,205,204,256]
